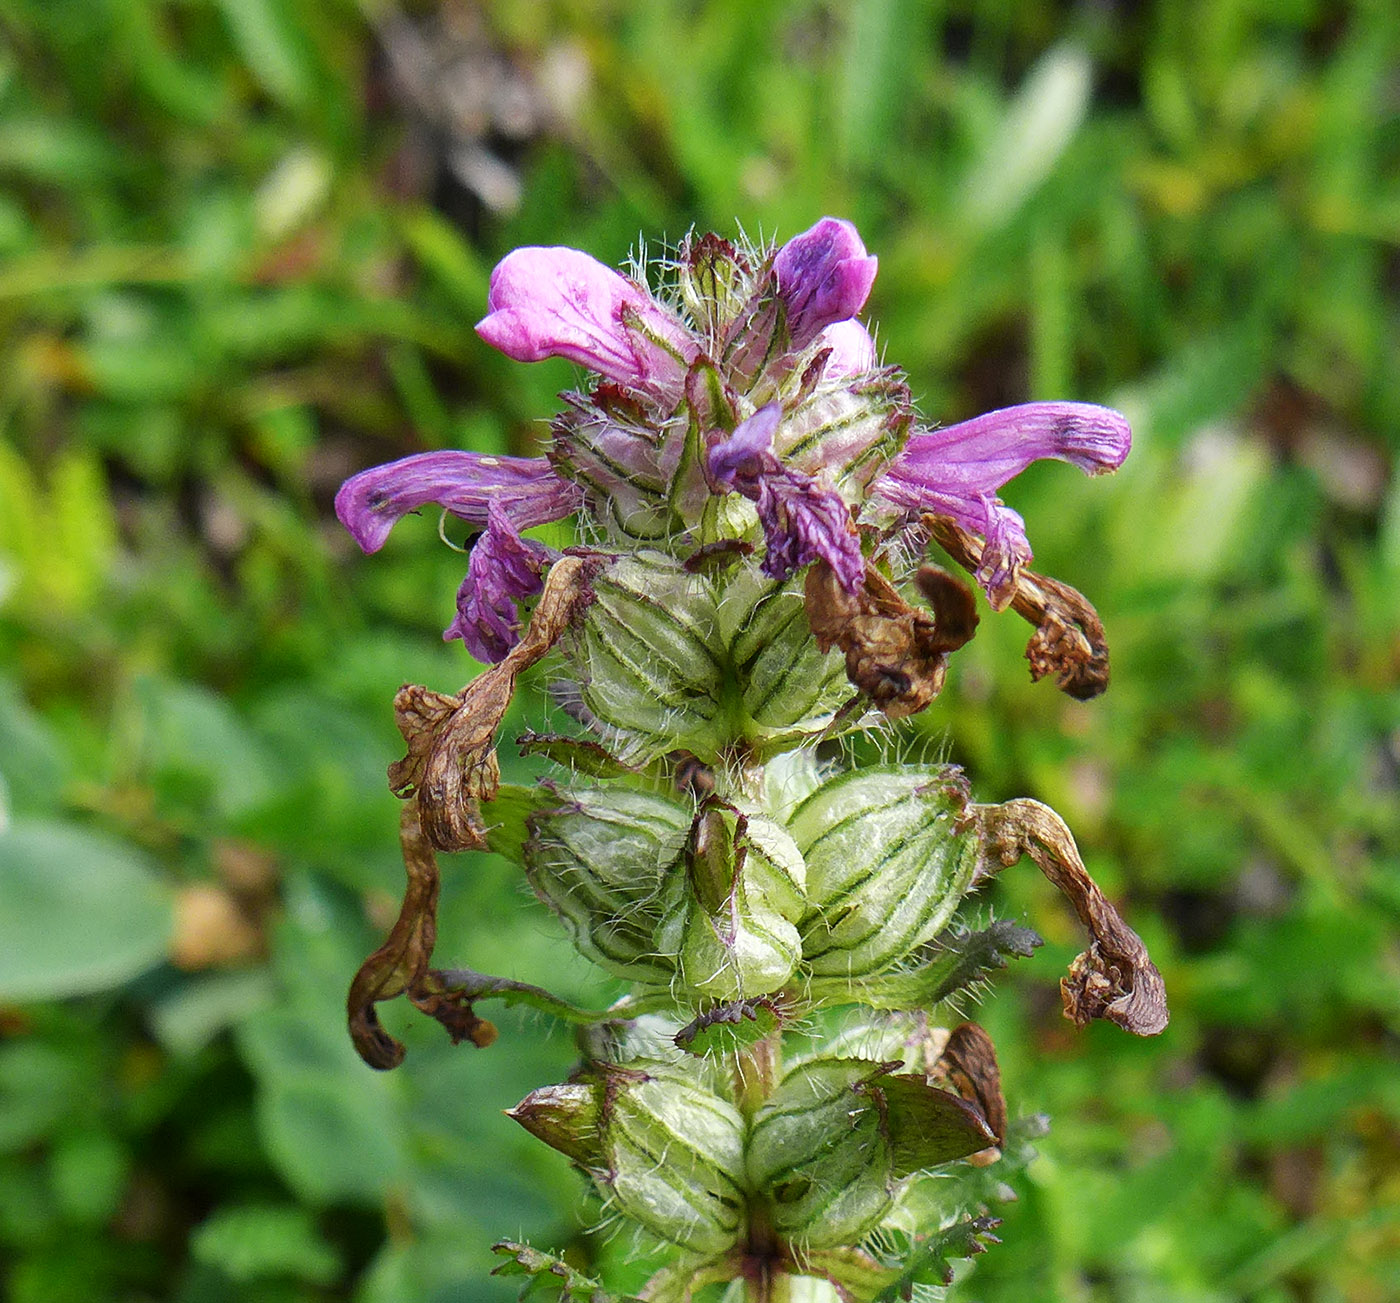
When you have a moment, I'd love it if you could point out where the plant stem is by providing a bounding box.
[734,1029,782,1303]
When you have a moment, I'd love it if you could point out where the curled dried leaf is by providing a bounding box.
[390,555,602,852]
[924,514,1110,700]
[346,805,438,1069]
[975,799,1168,1036]
[804,559,978,719]
[346,806,499,1069]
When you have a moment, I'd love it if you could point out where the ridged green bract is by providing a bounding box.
[570,554,850,764]
[660,805,807,1001]
[747,1058,897,1248]
[788,766,979,980]
[505,763,980,1001]
[522,786,811,1000]
[523,786,692,984]
[596,1066,747,1255]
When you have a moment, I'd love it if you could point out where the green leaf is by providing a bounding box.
[959,45,1092,227]
[431,965,625,1026]
[673,998,779,1056]
[0,680,69,815]
[0,821,173,1001]
[237,1006,407,1207]
[133,676,279,821]
[192,1204,340,1285]
[819,919,1043,1009]
[214,0,316,109]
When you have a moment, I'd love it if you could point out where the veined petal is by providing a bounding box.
[976,500,1033,610]
[815,320,878,380]
[773,218,879,350]
[878,402,1131,505]
[444,502,551,663]
[335,452,581,554]
[871,402,1131,605]
[709,403,864,592]
[755,475,864,592]
[476,246,696,391]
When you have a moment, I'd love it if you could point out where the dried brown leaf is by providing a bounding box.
[924,514,1110,700]
[804,559,978,719]
[389,555,602,852]
[975,799,1169,1036]
[932,1022,1007,1156]
[347,805,500,1070]
[346,805,445,1069]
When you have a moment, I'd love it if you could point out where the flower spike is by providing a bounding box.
[338,220,1160,1301]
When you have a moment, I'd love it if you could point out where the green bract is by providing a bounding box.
[791,766,978,979]
[513,1063,747,1256]
[569,555,851,764]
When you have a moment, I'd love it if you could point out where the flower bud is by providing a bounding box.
[550,388,684,543]
[787,766,978,980]
[679,232,755,345]
[522,785,692,983]
[776,369,911,501]
[507,1082,601,1168]
[512,1063,746,1256]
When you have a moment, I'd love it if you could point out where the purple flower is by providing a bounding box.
[445,502,552,663]
[709,403,864,592]
[772,218,879,351]
[335,451,581,555]
[871,402,1132,608]
[476,246,696,393]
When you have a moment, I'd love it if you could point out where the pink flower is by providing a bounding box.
[772,218,879,350]
[445,502,552,663]
[872,402,1132,607]
[476,246,696,393]
[334,451,581,662]
[815,320,878,380]
[334,451,581,555]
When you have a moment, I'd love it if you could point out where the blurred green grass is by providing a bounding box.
[0,0,1397,1299]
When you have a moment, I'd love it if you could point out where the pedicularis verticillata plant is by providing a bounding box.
[336,219,1168,1302]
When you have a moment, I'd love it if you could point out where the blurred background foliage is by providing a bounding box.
[0,0,1397,1299]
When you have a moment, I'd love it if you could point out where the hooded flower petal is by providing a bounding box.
[872,402,1131,606]
[709,403,864,592]
[476,246,696,392]
[335,451,582,554]
[444,502,552,663]
[773,218,879,351]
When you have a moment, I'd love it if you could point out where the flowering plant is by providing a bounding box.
[336,218,1166,1301]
